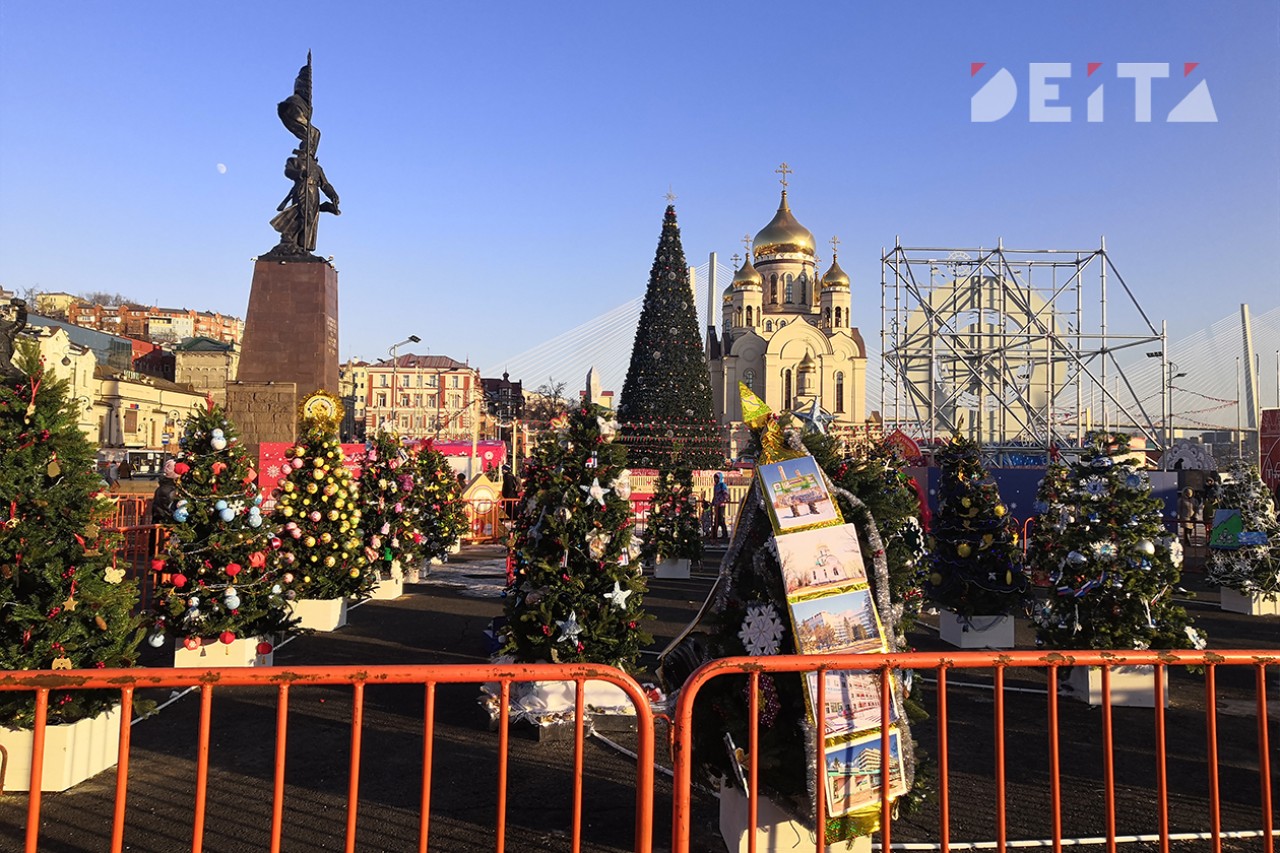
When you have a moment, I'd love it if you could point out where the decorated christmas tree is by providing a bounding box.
[1030,431,1201,651]
[640,460,704,566]
[1,349,142,728]
[358,427,421,581]
[1206,460,1280,598]
[924,435,1028,617]
[668,388,918,843]
[151,401,293,649]
[1025,460,1073,588]
[411,441,468,563]
[501,404,651,667]
[808,432,928,644]
[617,204,723,469]
[274,393,369,601]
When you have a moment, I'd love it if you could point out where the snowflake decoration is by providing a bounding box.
[266,464,282,479]
[738,602,784,656]
[1166,537,1184,568]
[1082,476,1109,499]
[1092,541,1117,559]
[104,566,126,584]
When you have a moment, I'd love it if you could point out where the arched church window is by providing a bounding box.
[746,306,753,326]
[835,307,842,328]
[770,275,778,303]
[735,307,742,327]
[765,320,773,332]
[798,272,808,304]
[783,369,793,409]
[835,371,845,413]
[813,283,820,304]
[743,369,755,391]
[824,307,831,325]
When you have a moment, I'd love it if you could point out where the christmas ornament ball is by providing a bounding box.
[994,504,1007,517]
[211,437,227,451]
[313,470,325,481]
[256,641,274,655]
[961,498,972,508]
[929,572,943,585]
[148,632,166,648]
[219,631,236,645]
[1137,539,1156,556]
[291,458,303,469]
[172,573,188,588]
[957,543,972,558]
[348,567,360,578]
[219,508,235,522]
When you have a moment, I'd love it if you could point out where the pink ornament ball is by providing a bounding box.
[292,458,303,469]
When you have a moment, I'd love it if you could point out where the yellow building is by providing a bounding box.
[708,176,869,454]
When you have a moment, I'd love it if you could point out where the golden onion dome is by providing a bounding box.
[753,191,816,259]
[822,255,851,289]
[732,255,764,289]
[798,350,817,372]
[722,282,734,304]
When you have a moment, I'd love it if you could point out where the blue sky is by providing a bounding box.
[2,1,1276,379]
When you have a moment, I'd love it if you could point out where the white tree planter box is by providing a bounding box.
[174,636,274,668]
[1063,665,1168,708]
[654,558,691,579]
[1220,587,1280,616]
[369,575,404,600]
[718,784,869,853]
[288,597,348,632]
[448,540,462,555]
[0,705,121,792]
[938,610,1015,649]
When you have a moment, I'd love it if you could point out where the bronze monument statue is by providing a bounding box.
[266,52,340,259]
[0,298,28,380]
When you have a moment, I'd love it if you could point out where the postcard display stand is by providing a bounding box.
[725,456,909,849]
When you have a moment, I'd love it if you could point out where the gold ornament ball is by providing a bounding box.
[961,498,972,508]
[303,575,311,583]
[282,506,294,517]
[328,510,339,521]
[348,568,360,578]
[310,555,318,562]
[302,498,311,506]
[320,532,332,543]
[307,482,318,494]
[284,482,295,493]
[325,556,336,567]
[313,470,325,481]
[313,458,324,468]
[304,536,316,547]
[326,451,335,459]
[929,572,943,585]
[957,543,972,558]
[994,504,1007,517]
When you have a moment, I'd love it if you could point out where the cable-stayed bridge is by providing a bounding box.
[485,265,1279,431]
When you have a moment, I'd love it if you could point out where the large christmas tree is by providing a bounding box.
[275,395,368,601]
[640,459,704,566]
[1,350,142,728]
[151,402,294,646]
[501,404,651,667]
[617,204,723,469]
[411,441,468,563]
[1206,459,1280,598]
[1030,431,1200,651]
[358,428,421,580]
[924,435,1028,617]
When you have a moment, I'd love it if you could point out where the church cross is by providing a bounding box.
[775,162,792,190]
[731,253,741,268]
[829,235,841,257]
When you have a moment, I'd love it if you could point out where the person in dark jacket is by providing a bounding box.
[151,477,179,524]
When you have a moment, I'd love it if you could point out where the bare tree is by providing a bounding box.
[523,378,571,427]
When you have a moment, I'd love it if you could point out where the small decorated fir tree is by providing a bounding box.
[640,460,704,566]
[1025,460,1073,588]
[924,435,1028,617]
[501,404,651,667]
[1030,432,1200,651]
[1,349,143,728]
[411,442,468,562]
[1206,460,1280,598]
[617,204,723,469]
[809,433,928,642]
[358,428,422,580]
[275,393,368,601]
[151,401,293,647]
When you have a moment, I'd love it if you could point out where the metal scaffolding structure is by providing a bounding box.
[880,239,1167,463]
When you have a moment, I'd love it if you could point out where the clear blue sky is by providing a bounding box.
[2,1,1276,374]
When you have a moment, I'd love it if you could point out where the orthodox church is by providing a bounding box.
[707,171,869,451]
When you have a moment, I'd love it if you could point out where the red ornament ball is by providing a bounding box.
[219,631,236,645]
[174,462,190,475]
[225,563,242,577]
[151,558,166,572]
[183,636,201,651]
[256,641,274,655]
[172,573,188,588]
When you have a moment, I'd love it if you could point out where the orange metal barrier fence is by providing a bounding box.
[670,649,1276,853]
[3,663,655,853]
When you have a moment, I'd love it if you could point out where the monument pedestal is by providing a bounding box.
[231,257,339,457]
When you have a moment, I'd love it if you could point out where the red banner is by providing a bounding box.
[1261,408,1280,497]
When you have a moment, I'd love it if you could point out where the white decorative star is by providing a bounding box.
[792,397,835,435]
[556,611,583,643]
[581,477,611,507]
[603,581,632,610]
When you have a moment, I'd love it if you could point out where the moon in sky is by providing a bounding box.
[216,163,227,174]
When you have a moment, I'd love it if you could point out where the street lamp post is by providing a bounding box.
[388,335,421,433]
[1167,363,1186,451]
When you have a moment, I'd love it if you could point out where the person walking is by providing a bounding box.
[105,461,120,491]
[712,472,730,540]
